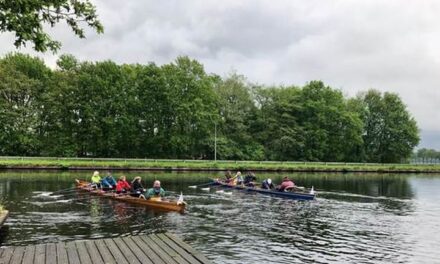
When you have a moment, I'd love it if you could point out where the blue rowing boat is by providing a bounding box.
[212,180,315,200]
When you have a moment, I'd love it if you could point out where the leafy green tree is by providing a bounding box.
[158,57,219,159]
[415,148,440,160]
[214,73,264,160]
[0,53,50,155]
[253,86,305,160]
[351,90,419,163]
[0,0,103,52]
[0,52,420,162]
[253,81,363,161]
[299,81,363,161]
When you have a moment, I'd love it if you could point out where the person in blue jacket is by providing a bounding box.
[101,171,117,189]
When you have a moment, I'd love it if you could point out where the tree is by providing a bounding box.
[253,81,363,162]
[298,81,363,161]
[415,148,440,160]
[159,57,219,159]
[0,53,51,155]
[214,73,264,160]
[351,90,419,163]
[0,0,103,52]
[253,86,305,161]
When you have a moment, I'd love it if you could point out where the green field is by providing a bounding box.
[1,157,439,173]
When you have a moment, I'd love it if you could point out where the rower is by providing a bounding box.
[116,175,131,194]
[131,176,145,197]
[224,170,232,183]
[244,172,257,187]
[91,171,101,189]
[234,171,243,185]
[277,176,295,192]
[145,180,165,201]
[101,171,117,190]
[261,178,274,190]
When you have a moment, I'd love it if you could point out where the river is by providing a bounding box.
[0,170,439,263]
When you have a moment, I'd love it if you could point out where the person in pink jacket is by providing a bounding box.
[277,176,295,192]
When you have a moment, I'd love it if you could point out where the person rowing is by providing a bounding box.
[116,175,131,194]
[224,170,233,183]
[234,171,243,185]
[101,171,117,190]
[131,176,145,197]
[145,180,165,201]
[91,171,101,189]
[244,172,257,187]
[277,176,295,192]
[226,171,242,185]
[261,178,275,190]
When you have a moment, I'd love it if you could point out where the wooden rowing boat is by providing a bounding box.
[212,179,315,200]
[75,180,186,213]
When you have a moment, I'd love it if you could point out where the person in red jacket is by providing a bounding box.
[277,176,295,192]
[116,175,131,194]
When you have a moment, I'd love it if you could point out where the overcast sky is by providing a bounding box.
[0,0,439,149]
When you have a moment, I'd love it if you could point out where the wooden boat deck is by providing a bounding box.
[0,233,212,264]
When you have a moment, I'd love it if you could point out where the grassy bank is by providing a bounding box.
[1,157,440,173]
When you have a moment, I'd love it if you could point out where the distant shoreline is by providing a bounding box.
[1,158,440,173]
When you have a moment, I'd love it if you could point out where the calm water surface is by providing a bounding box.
[0,171,439,264]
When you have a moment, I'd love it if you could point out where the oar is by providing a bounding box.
[188,181,215,189]
[43,186,78,196]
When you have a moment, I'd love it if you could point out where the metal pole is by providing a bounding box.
[214,123,217,161]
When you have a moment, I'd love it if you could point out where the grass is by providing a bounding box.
[1,157,440,173]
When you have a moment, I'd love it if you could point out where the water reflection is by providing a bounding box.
[0,171,439,263]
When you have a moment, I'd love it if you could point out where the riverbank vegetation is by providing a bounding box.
[1,158,439,173]
[0,53,419,163]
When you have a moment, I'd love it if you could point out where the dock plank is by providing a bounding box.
[76,241,93,264]
[9,246,25,264]
[121,237,153,264]
[165,233,213,264]
[94,239,115,264]
[140,235,179,264]
[112,238,141,264]
[34,244,46,264]
[157,233,201,264]
[56,243,68,264]
[130,236,166,264]
[149,234,190,264]
[66,241,80,264]
[46,243,57,264]
[0,233,211,264]
[103,238,129,264]
[0,247,14,264]
[21,245,35,264]
[84,240,104,264]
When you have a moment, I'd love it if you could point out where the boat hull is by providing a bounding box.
[213,180,315,200]
[75,180,186,213]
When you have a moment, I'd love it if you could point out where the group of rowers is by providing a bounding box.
[224,171,296,192]
[90,171,165,200]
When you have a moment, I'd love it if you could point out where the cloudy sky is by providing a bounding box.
[0,0,439,148]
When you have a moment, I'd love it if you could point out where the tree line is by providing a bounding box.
[413,148,440,160]
[0,53,420,163]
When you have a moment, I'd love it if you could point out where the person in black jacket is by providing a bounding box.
[131,176,145,197]
[244,172,257,187]
[261,178,275,190]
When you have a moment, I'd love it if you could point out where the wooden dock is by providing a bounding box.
[0,233,212,264]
